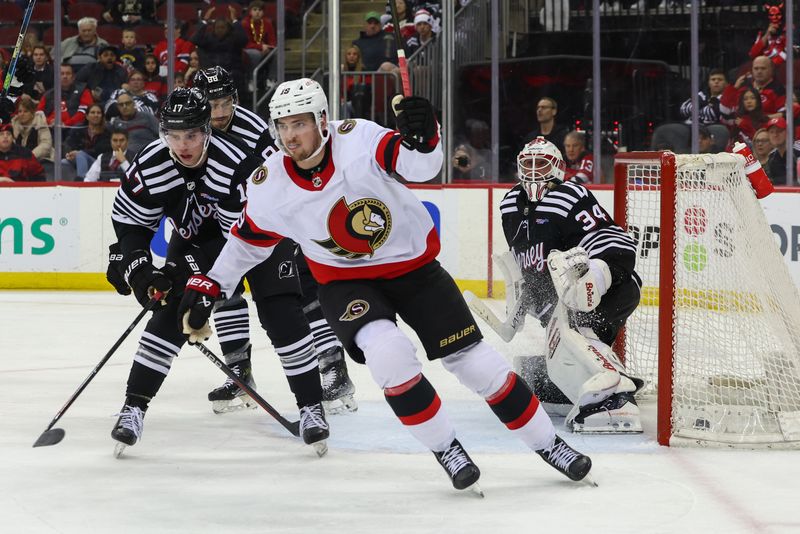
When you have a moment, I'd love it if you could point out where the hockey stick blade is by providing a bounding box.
[463,290,518,342]
[32,428,65,447]
[193,342,300,437]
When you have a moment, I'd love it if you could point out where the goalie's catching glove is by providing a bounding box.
[178,275,219,344]
[562,258,611,312]
[393,95,438,153]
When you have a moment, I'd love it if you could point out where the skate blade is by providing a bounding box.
[582,474,599,487]
[312,440,328,458]
[571,423,643,434]
[466,482,485,498]
[323,395,358,415]
[113,442,127,459]
[211,395,258,414]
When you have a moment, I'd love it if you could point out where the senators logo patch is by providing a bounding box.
[340,300,370,321]
[337,119,357,134]
[314,197,392,259]
[252,166,268,185]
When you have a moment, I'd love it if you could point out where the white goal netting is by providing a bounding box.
[619,153,800,447]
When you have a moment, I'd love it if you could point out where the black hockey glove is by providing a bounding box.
[178,275,220,344]
[393,96,438,153]
[123,250,173,307]
[106,243,131,296]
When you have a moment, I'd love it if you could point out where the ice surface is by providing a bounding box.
[1,292,798,534]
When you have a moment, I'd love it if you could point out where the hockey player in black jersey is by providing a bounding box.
[108,88,328,456]
[191,66,357,414]
[492,137,643,433]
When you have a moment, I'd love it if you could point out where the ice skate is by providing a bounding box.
[300,402,329,457]
[207,359,257,414]
[111,404,145,458]
[319,347,357,415]
[569,392,643,434]
[433,439,483,496]
[536,435,594,484]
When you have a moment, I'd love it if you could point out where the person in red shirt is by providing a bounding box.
[562,131,594,184]
[154,22,196,74]
[241,1,276,68]
[0,123,46,182]
[36,63,94,127]
[721,55,786,119]
[749,4,788,66]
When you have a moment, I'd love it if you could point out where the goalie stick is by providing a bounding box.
[192,342,301,437]
[464,290,525,343]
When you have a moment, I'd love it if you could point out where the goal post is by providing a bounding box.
[614,151,800,448]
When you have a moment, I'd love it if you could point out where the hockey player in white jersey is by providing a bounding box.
[192,66,357,414]
[177,78,594,493]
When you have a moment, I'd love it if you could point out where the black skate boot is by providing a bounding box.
[299,402,329,457]
[319,347,357,414]
[207,358,257,414]
[536,435,593,482]
[111,402,146,458]
[433,439,482,495]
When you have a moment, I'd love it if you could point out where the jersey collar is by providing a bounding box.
[282,139,335,191]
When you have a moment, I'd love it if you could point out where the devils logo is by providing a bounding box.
[314,197,392,258]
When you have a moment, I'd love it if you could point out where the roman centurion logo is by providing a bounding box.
[314,197,392,259]
[339,300,370,321]
[252,165,268,185]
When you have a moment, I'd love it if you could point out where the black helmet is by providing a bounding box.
[159,88,211,132]
[192,66,238,102]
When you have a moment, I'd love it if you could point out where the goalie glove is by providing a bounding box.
[548,248,611,312]
[392,95,438,153]
[178,275,219,344]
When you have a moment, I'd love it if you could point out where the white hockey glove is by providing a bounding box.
[548,248,611,312]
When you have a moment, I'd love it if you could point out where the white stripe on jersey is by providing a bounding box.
[143,168,181,187]
[538,196,574,211]
[536,205,570,217]
[149,177,185,195]
[112,188,163,229]
[561,181,588,198]
[579,227,636,256]
[139,158,174,177]
[211,135,246,163]
[500,189,521,214]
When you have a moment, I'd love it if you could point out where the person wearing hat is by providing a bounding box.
[75,44,129,106]
[0,122,46,182]
[765,116,798,184]
[406,9,436,56]
[352,11,397,72]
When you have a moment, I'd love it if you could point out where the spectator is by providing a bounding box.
[241,0,276,68]
[752,128,773,168]
[721,56,786,119]
[562,130,594,184]
[342,45,371,118]
[84,128,134,182]
[191,17,249,95]
[142,54,168,100]
[105,70,159,119]
[21,32,42,58]
[406,9,436,56]
[37,63,94,127]
[451,142,488,181]
[522,97,569,157]
[352,11,397,72]
[697,125,717,154]
[154,22,196,75]
[102,0,155,27]
[27,46,54,100]
[725,87,768,146]
[63,103,112,181]
[60,17,109,73]
[183,50,202,87]
[108,91,159,155]
[75,45,129,106]
[174,71,186,89]
[382,0,415,40]
[11,95,54,165]
[749,4,788,66]
[765,117,799,184]
[0,123,46,182]
[119,28,146,75]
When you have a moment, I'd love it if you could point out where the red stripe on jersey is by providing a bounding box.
[505,395,540,430]
[398,394,441,426]
[486,372,516,405]
[426,122,441,150]
[231,211,284,247]
[384,374,423,396]
[375,131,394,172]
[282,140,336,191]
[303,227,441,284]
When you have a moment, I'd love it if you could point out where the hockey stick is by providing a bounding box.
[192,342,301,437]
[387,0,412,97]
[1,0,36,99]
[464,290,525,343]
[33,293,163,447]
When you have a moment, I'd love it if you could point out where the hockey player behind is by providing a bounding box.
[107,88,329,457]
[495,137,644,433]
[191,66,357,414]
[178,78,594,493]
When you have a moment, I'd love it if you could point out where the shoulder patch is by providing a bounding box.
[251,165,268,185]
[337,119,357,134]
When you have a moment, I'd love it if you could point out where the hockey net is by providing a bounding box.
[614,152,800,448]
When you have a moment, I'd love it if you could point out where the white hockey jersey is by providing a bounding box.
[208,118,444,295]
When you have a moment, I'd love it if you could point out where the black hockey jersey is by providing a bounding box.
[500,181,638,321]
[226,105,278,160]
[111,131,260,256]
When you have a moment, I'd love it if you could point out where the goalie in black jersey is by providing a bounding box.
[191,66,356,414]
[487,137,644,433]
[107,88,328,456]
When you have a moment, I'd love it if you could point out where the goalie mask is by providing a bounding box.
[517,137,566,201]
[159,88,212,169]
[268,77,329,162]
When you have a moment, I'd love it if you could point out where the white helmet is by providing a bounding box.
[516,137,565,201]
[268,78,329,161]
